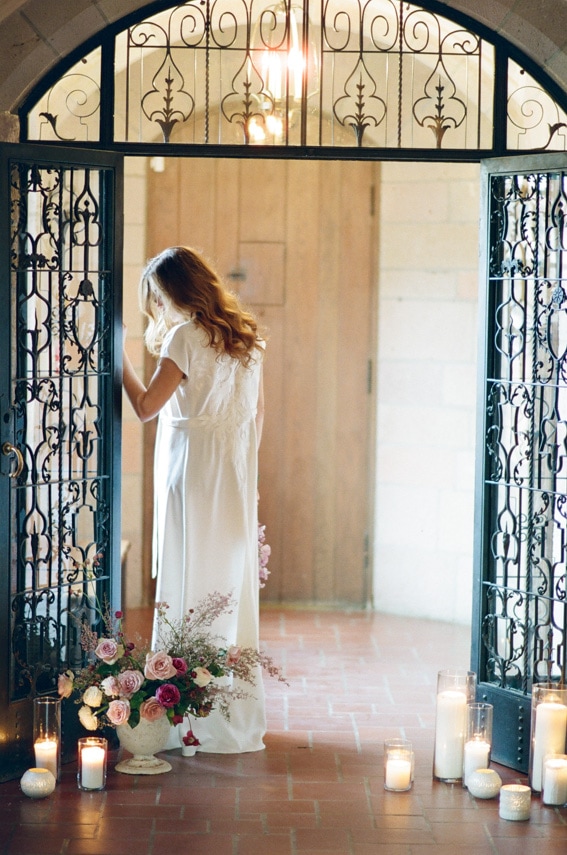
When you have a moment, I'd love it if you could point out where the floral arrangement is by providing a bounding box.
[58,591,284,731]
[258,523,271,588]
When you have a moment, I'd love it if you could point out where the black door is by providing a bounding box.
[0,144,123,782]
[472,153,567,772]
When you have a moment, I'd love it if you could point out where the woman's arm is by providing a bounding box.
[123,345,184,423]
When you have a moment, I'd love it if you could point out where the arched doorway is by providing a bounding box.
[1,0,567,780]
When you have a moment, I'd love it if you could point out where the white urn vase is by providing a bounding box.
[115,715,172,775]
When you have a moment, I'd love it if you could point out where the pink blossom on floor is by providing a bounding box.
[258,523,271,587]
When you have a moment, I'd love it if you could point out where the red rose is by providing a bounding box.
[155,683,181,708]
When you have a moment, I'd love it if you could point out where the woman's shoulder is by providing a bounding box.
[164,318,200,344]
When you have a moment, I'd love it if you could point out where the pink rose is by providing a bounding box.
[192,666,212,687]
[140,697,166,722]
[144,651,177,680]
[106,698,130,726]
[95,638,124,665]
[57,670,74,698]
[227,646,241,666]
[172,657,188,675]
[117,669,145,698]
[155,683,181,708]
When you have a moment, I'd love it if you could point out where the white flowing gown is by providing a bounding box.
[151,319,266,753]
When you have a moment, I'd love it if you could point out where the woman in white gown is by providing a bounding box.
[122,245,266,753]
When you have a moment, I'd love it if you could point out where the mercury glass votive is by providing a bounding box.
[20,767,56,799]
[499,784,531,821]
[528,683,567,792]
[466,768,502,799]
[33,696,61,781]
[433,669,476,782]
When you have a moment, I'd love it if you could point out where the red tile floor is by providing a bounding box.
[1,607,567,855]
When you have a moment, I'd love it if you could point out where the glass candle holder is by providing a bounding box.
[77,737,107,791]
[33,697,61,781]
[384,738,414,792]
[528,682,567,792]
[499,784,531,821]
[433,669,476,782]
[463,702,493,788]
[542,754,567,806]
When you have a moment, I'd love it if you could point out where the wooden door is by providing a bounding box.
[145,157,377,606]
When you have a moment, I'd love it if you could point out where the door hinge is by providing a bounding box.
[367,358,373,394]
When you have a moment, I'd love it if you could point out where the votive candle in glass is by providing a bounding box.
[499,784,531,821]
[33,697,61,781]
[433,669,476,782]
[528,683,567,792]
[542,754,567,806]
[77,737,107,791]
[384,738,414,792]
[463,702,493,788]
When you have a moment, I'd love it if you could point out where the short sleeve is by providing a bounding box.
[161,323,190,376]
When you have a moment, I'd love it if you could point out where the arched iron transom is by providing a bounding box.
[19,0,567,158]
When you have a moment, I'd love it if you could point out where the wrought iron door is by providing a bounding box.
[0,144,123,782]
[473,153,567,772]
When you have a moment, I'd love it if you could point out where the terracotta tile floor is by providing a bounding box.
[2,607,567,854]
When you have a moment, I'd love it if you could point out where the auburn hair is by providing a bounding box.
[140,246,264,365]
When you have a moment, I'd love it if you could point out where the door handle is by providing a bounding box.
[2,442,24,478]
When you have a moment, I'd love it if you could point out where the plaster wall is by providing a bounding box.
[374,161,480,624]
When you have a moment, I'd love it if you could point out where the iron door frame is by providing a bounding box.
[0,143,123,782]
[473,152,567,772]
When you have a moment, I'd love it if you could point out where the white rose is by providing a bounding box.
[83,685,103,707]
[101,675,121,697]
[193,666,213,688]
[78,705,99,731]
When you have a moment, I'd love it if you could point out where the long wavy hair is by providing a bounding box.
[140,246,263,365]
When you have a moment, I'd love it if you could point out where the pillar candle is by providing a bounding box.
[463,739,491,786]
[542,757,567,806]
[434,690,468,780]
[34,739,58,780]
[80,745,106,790]
[531,701,567,791]
[385,758,412,791]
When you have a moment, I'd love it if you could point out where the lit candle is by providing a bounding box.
[385,758,412,791]
[499,784,531,821]
[80,745,106,790]
[34,739,58,780]
[463,739,491,786]
[542,757,567,806]
[434,690,467,780]
[531,701,567,791]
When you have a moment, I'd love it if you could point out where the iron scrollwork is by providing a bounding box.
[23,0,567,152]
[481,169,567,695]
[8,161,112,699]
